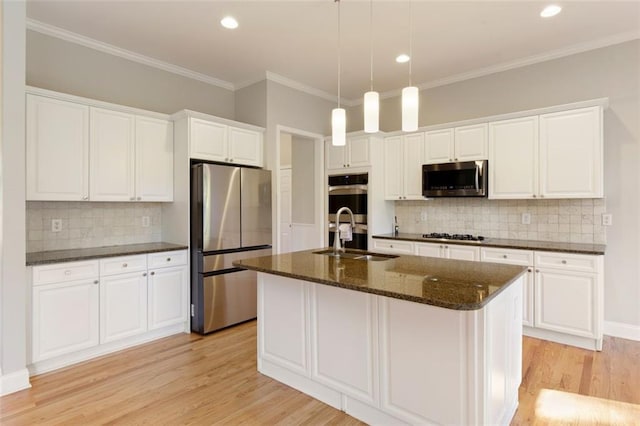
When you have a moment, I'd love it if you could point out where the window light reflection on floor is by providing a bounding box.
[535,389,640,424]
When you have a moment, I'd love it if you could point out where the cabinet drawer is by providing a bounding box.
[481,247,534,266]
[100,255,147,276]
[148,250,188,269]
[372,239,414,255]
[534,252,600,273]
[33,260,99,286]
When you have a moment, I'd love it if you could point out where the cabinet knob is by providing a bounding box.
[343,164,346,168]
[532,194,537,198]
[561,260,567,264]
[390,245,394,248]
[444,245,448,249]
[123,263,128,268]
[503,255,508,259]
[166,257,171,262]
[225,158,229,161]
[129,197,135,201]
[230,158,234,162]
[150,271,155,276]
[454,158,458,161]
[536,269,540,273]
[449,158,452,162]
[440,245,443,248]
[527,268,532,273]
[540,194,544,198]
[347,164,350,167]
[93,280,99,285]
[82,196,88,201]
[137,197,142,201]
[142,273,147,277]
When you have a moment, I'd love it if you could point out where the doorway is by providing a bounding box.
[276,126,324,253]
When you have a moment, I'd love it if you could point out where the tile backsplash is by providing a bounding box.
[394,198,606,244]
[26,201,162,252]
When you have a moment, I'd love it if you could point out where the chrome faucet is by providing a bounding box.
[333,206,355,255]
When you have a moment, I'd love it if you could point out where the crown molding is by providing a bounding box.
[364,30,640,106]
[265,71,356,107]
[26,19,235,91]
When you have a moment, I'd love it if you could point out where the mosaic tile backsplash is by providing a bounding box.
[26,201,163,252]
[394,198,606,244]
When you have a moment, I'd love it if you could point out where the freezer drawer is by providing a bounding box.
[202,270,257,333]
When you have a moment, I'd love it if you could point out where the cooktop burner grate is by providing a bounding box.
[422,233,485,241]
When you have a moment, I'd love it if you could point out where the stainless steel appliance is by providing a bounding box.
[422,232,485,242]
[327,173,368,250]
[191,163,272,334]
[422,160,488,197]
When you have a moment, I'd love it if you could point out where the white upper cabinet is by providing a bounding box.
[326,136,371,171]
[189,117,263,167]
[424,124,487,164]
[26,95,90,201]
[489,116,539,199]
[490,106,603,199]
[90,108,136,201]
[26,91,174,202]
[384,133,425,200]
[135,116,174,202]
[539,107,603,198]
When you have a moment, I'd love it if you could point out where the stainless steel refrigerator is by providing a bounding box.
[191,163,272,334]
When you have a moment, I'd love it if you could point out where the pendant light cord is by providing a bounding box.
[370,0,373,91]
[409,1,413,86]
[336,0,341,109]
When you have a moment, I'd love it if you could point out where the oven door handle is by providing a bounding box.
[328,184,368,195]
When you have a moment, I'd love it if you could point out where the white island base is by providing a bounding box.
[257,273,524,425]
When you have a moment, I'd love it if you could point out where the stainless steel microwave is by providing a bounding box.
[422,160,488,197]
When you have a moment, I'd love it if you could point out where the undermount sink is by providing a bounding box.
[313,249,398,262]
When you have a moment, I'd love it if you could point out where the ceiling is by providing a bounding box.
[26,1,640,104]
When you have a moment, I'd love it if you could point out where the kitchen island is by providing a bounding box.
[234,249,526,425]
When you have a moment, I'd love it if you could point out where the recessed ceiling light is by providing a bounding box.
[540,5,562,18]
[396,54,410,64]
[221,16,238,29]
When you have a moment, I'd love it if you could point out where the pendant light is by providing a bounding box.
[332,0,346,146]
[402,1,419,132]
[364,0,379,133]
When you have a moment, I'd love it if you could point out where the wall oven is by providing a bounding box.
[327,173,368,250]
[422,160,488,197]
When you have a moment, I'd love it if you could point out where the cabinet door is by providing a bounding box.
[135,116,174,202]
[424,128,453,164]
[454,123,488,161]
[190,118,228,162]
[26,95,89,201]
[310,284,377,404]
[100,272,148,343]
[522,268,534,327]
[347,136,371,168]
[32,279,99,362]
[446,245,480,261]
[403,133,426,200]
[148,265,188,330]
[229,127,263,167]
[90,108,136,201]
[489,116,538,199]
[535,269,597,338]
[539,107,603,198]
[415,242,442,258]
[326,140,347,170]
[383,136,404,200]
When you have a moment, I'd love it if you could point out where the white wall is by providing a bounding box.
[26,30,235,118]
[349,40,640,331]
[1,0,29,394]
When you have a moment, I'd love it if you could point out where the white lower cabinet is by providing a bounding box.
[30,250,188,372]
[32,277,99,363]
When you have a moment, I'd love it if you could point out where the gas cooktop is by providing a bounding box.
[422,233,485,242]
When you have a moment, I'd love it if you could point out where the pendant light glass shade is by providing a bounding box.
[332,107,346,146]
[364,91,379,133]
[402,86,419,132]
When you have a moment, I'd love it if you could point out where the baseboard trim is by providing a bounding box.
[604,321,640,341]
[0,368,31,396]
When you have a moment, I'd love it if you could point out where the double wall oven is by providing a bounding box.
[327,173,368,250]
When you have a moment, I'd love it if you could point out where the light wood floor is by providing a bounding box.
[1,321,639,425]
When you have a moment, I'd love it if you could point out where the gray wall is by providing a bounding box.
[26,30,235,117]
[235,80,267,127]
[291,135,315,224]
[351,40,640,329]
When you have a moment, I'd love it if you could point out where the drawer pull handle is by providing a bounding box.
[150,271,155,276]
[166,257,171,262]
[503,255,508,259]
[123,263,128,268]
[561,260,567,264]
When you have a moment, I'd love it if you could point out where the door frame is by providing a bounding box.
[275,125,325,253]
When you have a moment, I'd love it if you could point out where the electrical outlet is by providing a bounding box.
[420,211,428,222]
[51,219,62,232]
[142,216,150,227]
[521,213,531,225]
[602,214,613,226]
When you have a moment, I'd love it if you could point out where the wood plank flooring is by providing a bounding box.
[1,321,639,425]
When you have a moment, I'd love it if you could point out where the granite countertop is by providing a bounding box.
[234,249,526,311]
[26,242,189,266]
[373,233,606,255]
